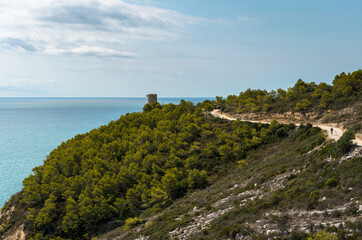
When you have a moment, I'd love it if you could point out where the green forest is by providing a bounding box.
[216,70,362,114]
[114,118,359,240]
[1,100,293,239]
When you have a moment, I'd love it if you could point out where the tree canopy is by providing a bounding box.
[3,100,291,239]
[217,70,362,113]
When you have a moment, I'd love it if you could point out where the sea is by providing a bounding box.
[0,97,211,208]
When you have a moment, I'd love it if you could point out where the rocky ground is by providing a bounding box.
[166,160,361,240]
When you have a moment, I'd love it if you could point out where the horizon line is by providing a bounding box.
[0,96,215,99]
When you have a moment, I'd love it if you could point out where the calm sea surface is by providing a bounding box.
[0,97,211,208]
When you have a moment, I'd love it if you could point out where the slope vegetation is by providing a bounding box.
[99,124,361,240]
[1,101,293,239]
[215,70,362,133]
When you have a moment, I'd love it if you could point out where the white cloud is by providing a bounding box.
[48,46,137,58]
[0,1,256,58]
[0,0,200,58]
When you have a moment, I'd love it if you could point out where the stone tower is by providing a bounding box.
[147,94,157,104]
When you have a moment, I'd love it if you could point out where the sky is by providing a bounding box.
[0,0,361,97]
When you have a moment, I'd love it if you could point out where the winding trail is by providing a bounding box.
[211,109,362,147]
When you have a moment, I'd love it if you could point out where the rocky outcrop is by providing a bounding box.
[2,225,25,240]
[340,146,362,163]
[168,170,300,240]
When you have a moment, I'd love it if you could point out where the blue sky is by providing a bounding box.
[0,0,361,97]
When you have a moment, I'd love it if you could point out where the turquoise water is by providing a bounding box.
[0,97,210,208]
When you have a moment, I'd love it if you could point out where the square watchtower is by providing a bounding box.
[147,94,157,104]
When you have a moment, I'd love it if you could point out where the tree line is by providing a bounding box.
[215,70,362,114]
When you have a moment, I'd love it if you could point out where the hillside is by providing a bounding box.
[98,125,361,240]
[214,70,362,134]
[1,101,297,239]
[1,70,361,240]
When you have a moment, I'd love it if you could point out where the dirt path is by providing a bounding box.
[211,109,362,146]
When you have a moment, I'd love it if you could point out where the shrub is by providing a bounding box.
[324,178,338,188]
[123,217,144,230]
[335,130,355,154]
[276,127,288,138]
[308,190,320,209]
[307,230,337,240]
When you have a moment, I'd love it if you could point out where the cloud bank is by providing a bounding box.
[0,0,199,58]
